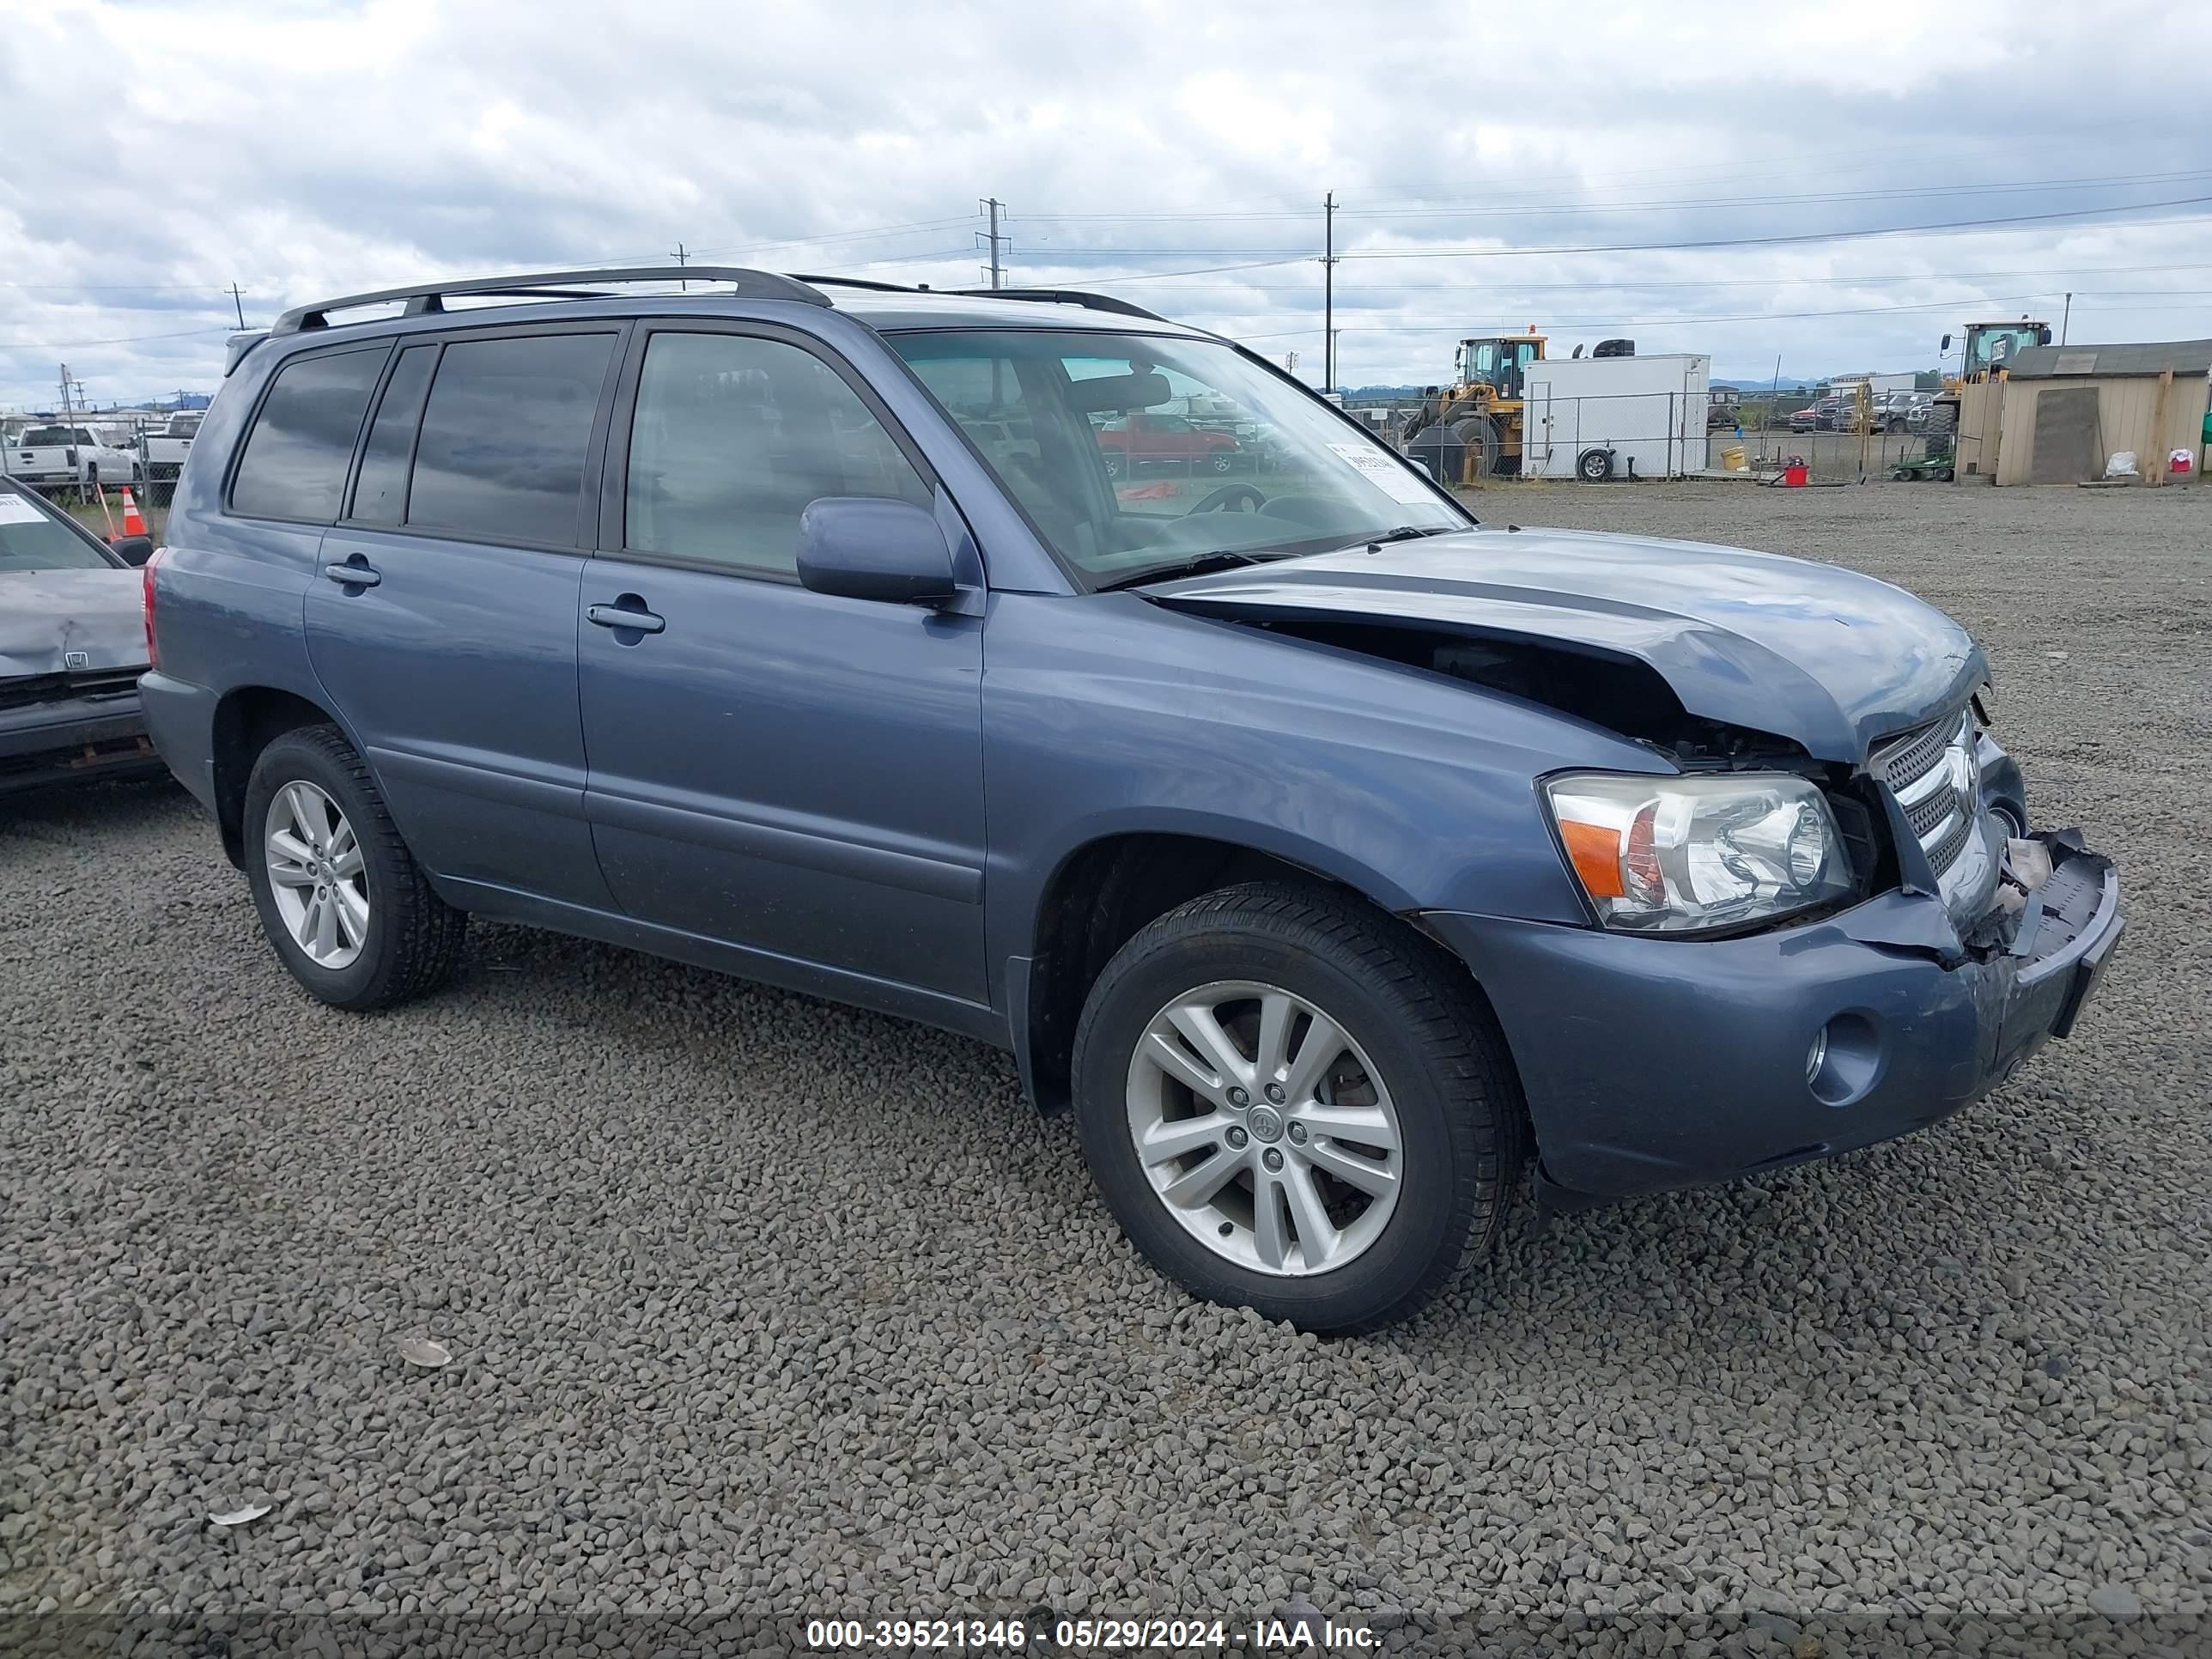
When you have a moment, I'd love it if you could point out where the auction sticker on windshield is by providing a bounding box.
[1328,441,1439,504]
[0,496,49,525]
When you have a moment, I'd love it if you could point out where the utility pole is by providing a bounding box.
[672,242,690,291]
[1322,191,1337,392]
[2061,291,2072,345]
[228,283,246,329]
[979,198,1007,289]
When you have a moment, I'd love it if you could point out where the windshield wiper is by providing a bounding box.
[1339,524,1453,551]
[1094,550,1271,592]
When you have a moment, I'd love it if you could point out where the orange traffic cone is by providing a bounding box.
[119,488,148,538]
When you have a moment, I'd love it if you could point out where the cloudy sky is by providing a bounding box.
[3,0,2210,410]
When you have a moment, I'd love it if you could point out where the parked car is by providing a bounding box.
[0,480,160,794]
[1705,389,1741,430]
[1096,410,1240,476]
[1875,391,1934,434]
[141,411,204,480]
[141,268,2122,1334]
[1786,398,1839,434]
[4,422,142,490]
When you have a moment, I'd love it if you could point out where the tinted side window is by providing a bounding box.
[228,347,385,522]
[350,343,439,525]
[624,332,928,574]
[407,333,615,545]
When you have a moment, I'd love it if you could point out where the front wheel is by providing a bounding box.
[244,724,466,1010]
[1072,882,1522,1333]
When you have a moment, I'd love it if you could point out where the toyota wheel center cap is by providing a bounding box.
[1246,1104,1285,1144]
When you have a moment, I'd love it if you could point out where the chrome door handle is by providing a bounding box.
[324,560,380,587]
[587,602,665,635]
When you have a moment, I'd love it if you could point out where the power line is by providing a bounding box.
[1119,263,2212,293]
[1334,198,2212,259]
[1,325,239,351]
[1021,167,2212,222]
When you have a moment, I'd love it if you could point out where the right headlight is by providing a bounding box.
[1544,771,1854,934]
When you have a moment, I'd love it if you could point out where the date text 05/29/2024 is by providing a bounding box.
[805,1613,1383,1650]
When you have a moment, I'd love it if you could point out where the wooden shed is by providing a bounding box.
[1992,339,2212,486]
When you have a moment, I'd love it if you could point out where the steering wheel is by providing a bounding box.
[1184,482,1267,514]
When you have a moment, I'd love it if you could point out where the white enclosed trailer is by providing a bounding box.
[1522,353,1711,480]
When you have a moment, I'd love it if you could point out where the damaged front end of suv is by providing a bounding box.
[1146,527,2123,1211]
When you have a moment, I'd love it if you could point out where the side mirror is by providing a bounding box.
[797,496,957,607]
[2038,325,2053,345]
[1941,333,1952,351]
[108,534,155,566]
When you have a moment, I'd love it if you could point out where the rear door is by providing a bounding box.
[306,324,625,909]
[576,320,988,1006]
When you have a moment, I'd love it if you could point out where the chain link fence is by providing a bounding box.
[1384,386,1945,487]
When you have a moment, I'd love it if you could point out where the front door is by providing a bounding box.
[577,323,988,1007]
[307,326,624,910]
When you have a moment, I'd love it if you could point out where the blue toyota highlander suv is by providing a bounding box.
[139,268,2122,1332]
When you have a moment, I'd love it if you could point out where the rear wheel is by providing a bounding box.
[244,725,465,1010]
[1072,882,1521,1333]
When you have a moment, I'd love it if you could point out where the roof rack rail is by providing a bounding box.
[270,266,831,337]
[786,273,921,295]
[945,287,1173,325]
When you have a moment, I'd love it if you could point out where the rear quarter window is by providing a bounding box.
[229,346,388,523]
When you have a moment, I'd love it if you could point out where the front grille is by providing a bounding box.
[1872,708,1978,880]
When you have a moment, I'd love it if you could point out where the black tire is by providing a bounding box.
[1209,452,1233,474]
[1923,399,1956,462]
[1071,881,1522,1334]
[1577,447,1615,483]
[1448,416,1502,481]
[243,724,465,1011]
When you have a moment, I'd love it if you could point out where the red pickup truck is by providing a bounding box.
[1097,412,1240,477]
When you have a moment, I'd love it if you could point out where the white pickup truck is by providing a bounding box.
[4,424,143,491]
[139,412,203,481]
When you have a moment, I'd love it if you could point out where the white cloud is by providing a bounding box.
[2,0,2209,406]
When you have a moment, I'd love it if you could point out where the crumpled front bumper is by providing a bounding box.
[1423,830,2122,1200]
[0,689,161,795]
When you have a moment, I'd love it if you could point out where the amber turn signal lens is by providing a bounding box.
[1559,818,1626,899]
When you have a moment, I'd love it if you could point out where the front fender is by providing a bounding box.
[979,590,1658,988]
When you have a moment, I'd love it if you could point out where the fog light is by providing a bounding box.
[1805,1028,1830,1086]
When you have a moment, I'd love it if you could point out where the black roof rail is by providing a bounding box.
[786,273,921,295]
[270,266,832,337]
[945,287,1175,325]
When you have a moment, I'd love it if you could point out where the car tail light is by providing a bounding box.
[142,545,166,670]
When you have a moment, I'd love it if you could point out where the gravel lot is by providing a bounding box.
[3,482,2208,1654]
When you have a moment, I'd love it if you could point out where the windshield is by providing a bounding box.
[0,492,114,572]
[887,328,1462,584]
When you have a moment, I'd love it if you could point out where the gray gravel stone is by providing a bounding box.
[1,483,2203,1644]
[2087,1583,2142,1620]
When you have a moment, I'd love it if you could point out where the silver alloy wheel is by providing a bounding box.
[264,780,369,970]
[1124,979,1403,1276]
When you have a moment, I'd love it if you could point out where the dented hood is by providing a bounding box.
[1146,526,1984,761]
[0,567,149,679]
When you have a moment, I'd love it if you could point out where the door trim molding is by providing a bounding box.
[586,786,983,904]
